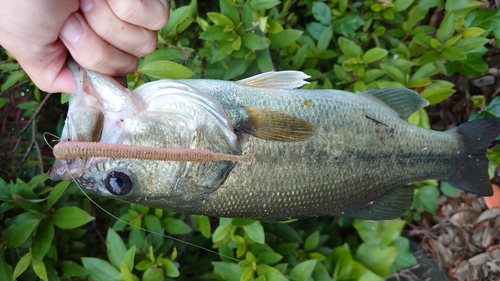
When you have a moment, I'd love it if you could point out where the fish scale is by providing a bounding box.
[49,61,500,221]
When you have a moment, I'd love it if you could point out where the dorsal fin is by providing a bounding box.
[236,71,310,89]
[238,106,316,141]
[363,88,429,119]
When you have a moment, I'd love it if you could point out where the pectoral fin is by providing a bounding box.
[342,186,413,220]
[236,71,310,89]
[238,106,316,142]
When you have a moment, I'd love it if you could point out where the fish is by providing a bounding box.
[48,59,500,221]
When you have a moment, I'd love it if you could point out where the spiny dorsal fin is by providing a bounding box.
[342,186,413,220]
[236,71,310,89]
[363,88,429,119]
[238,106,316,141]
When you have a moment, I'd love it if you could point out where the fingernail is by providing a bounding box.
[80,0,93,12]
[60,15,83,44]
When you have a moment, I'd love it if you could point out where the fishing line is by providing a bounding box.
[42,132,61,150]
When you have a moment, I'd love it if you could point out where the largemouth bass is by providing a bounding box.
[49,60,500,221]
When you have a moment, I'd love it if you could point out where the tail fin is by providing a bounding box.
[446,118,500,196]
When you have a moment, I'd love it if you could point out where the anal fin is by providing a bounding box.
[342,186,414,220]
[238,106,316,142]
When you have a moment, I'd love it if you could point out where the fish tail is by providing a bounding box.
[445,118,500,196]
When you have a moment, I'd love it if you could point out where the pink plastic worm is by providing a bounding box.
[53,142,255,163]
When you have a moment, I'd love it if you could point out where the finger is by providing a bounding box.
[60,12,138,77]
[0,0,79,93]
[107,0,170,30]
[80,0,158,57]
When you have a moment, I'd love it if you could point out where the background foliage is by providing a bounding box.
[1,0,500,280]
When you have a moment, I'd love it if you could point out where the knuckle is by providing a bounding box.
[133,34,157,57]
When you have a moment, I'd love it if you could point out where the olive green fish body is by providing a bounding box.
[49,62,500,221]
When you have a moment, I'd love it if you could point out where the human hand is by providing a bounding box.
[0,0,169,93]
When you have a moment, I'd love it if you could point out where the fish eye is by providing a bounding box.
[105,171,132,195]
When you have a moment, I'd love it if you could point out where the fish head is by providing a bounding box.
[49,60,238,207]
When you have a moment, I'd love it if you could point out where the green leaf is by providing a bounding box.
[453,37,489,52]
[317,26,333,53]
[220,0,240,25]
[331,244,384,281]
[293,45,308,69]
[207,12,234,26]
[312,2,331,25]
[338,37,362,58]
[213,262,243,280]
[250,0,280,10]
[0,97,8,109]
[436,13,456,42]
[445,0,483,16]
[200,25,234,41]
[1,218,40,247]
[420,87,455,105]
[53,206,94,229]
[32,219,54,262]
[224,58,251,80]
[362,69,385,83]
[0,249,13,281]
[390,237,417,271]
[212,41,234,63]
[194,215,211,238]
[269,29,303,49]
[243,221,265,244]
[122,246,136,272]
[144,214,162,232]
[82,257,122,281]
[289,260,317,281]
[355,243,398,277]
[410,63,437,83]
[445,47,488,77]
[441,46,466,61]
[1,70,25,91]
[353,220,406,247]
[107,228,128,269]
[462,27,485,38]
[47,180,70,209]
[213,223,231,243]
[120,262,133,281]
[412,34,431,47]
[273,223,303,243]
[163,217,192,235]
[13,252,32,279]
[380,64,406,85]
[28,173,49,187]
[411,184,440,214]
[242,33,270,51]
[139,60,193,79]
[304,231,320,252]
[393,0,414,12]
[257,251,283,265]
[32,260,48,281]
[160,259,180,278]
[241,265,254,281]
[332,15,364,38]
[256,264,288,281]
[362,48,388,64]
[408,108,431,129]
[61,260,88,277]
[441,182,462,197]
